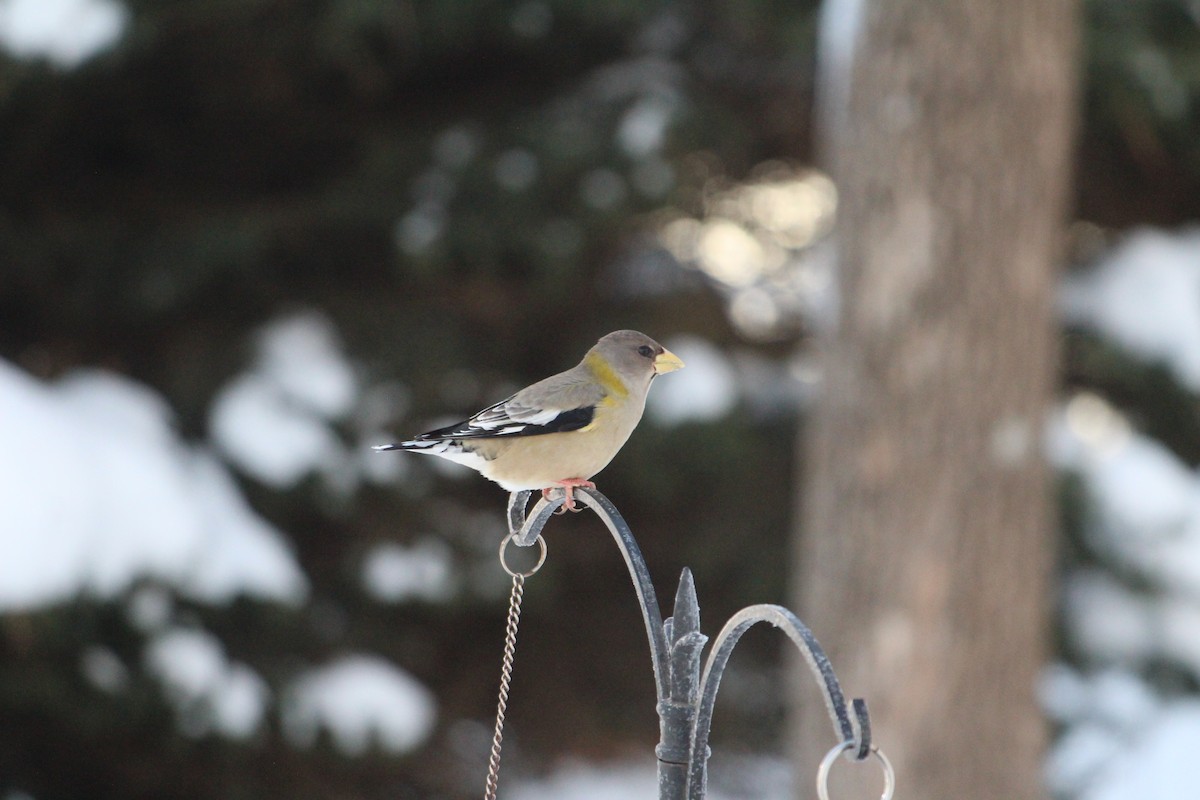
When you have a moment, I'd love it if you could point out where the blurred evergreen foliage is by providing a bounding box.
[0,2,813,798]
[1080,0,1200,223]
[0,0,1198,797]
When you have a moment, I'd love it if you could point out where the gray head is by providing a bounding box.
[586,330,684,389]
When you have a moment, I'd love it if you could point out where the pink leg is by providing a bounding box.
[541,478,596,512]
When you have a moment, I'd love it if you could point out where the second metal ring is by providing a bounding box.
[816,740,895,800]
[499,531,548,578]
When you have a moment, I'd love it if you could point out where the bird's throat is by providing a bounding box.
[584,352,630,398]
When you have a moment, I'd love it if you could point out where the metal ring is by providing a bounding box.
[499,532,547,578]
[816,740,895,800]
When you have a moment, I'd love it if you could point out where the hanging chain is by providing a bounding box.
[483,573,524,800]
[484,532,547,800]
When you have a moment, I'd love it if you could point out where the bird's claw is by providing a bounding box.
[549,493,580,514]
[543,481,592,514]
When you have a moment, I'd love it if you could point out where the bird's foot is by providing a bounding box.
[544,479,596,513]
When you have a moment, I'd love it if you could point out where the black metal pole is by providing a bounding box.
[507,488,878,800]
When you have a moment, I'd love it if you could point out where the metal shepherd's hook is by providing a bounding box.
[503,487,895,800]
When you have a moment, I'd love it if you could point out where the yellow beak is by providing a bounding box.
[654,348,685,374]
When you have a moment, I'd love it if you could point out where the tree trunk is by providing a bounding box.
[793,2,1079,798]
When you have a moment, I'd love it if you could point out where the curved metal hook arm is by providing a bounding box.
[507,488,671,700]
[508,490,561,547]
[686,604,871,800]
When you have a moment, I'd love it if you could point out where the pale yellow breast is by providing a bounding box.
[471,394,647,491]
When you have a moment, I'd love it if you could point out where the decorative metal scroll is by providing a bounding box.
[505,487,893,800]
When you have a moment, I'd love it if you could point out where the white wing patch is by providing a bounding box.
[418,397,568,439]
[469,399,561,431]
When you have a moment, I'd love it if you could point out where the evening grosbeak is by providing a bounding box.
[374,330,684,510]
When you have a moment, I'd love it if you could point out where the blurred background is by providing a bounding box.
[1,1,1200,798]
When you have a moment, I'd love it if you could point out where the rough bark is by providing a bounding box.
[793,2,1079,798]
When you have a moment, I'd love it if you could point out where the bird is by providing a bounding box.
[374,330,684,511]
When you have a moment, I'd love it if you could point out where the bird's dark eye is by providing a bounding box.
[637,345,655,358]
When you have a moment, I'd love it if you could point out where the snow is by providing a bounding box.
[358,380,416,488]
[209,373,344,487]
[1080,435,1189,532]
[180,453,309,603]
[1046,721,1125,798]
[282,654,436,757]
[1063,227,1200,390]
[510,760,658,800]
[1125,591,1200,676]
[1053,403,1200,582]
[1062,571,1157,666]
[0,0,127,67]
[1049,229,1200,800]
[1042,666,1158,797]
[210,310,358,489]
[511,755,791,800]
[1043,663,1200,800]
[646,336,738,425]
[1053,419,1200,674]
[126,585,174,632]
[145,627,269,740]
[361,538,456,603]
[617,95,674,157]
[1053,396,1200,604]
[0,359,307,610]
[257,311,357,419]
[1083,703,1200,800]
[81,645,130,693]
[396,203,446,255]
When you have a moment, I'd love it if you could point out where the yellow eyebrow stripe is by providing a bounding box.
[584,352,629,399]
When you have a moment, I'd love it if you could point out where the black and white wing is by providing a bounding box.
[375,366,605,453]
